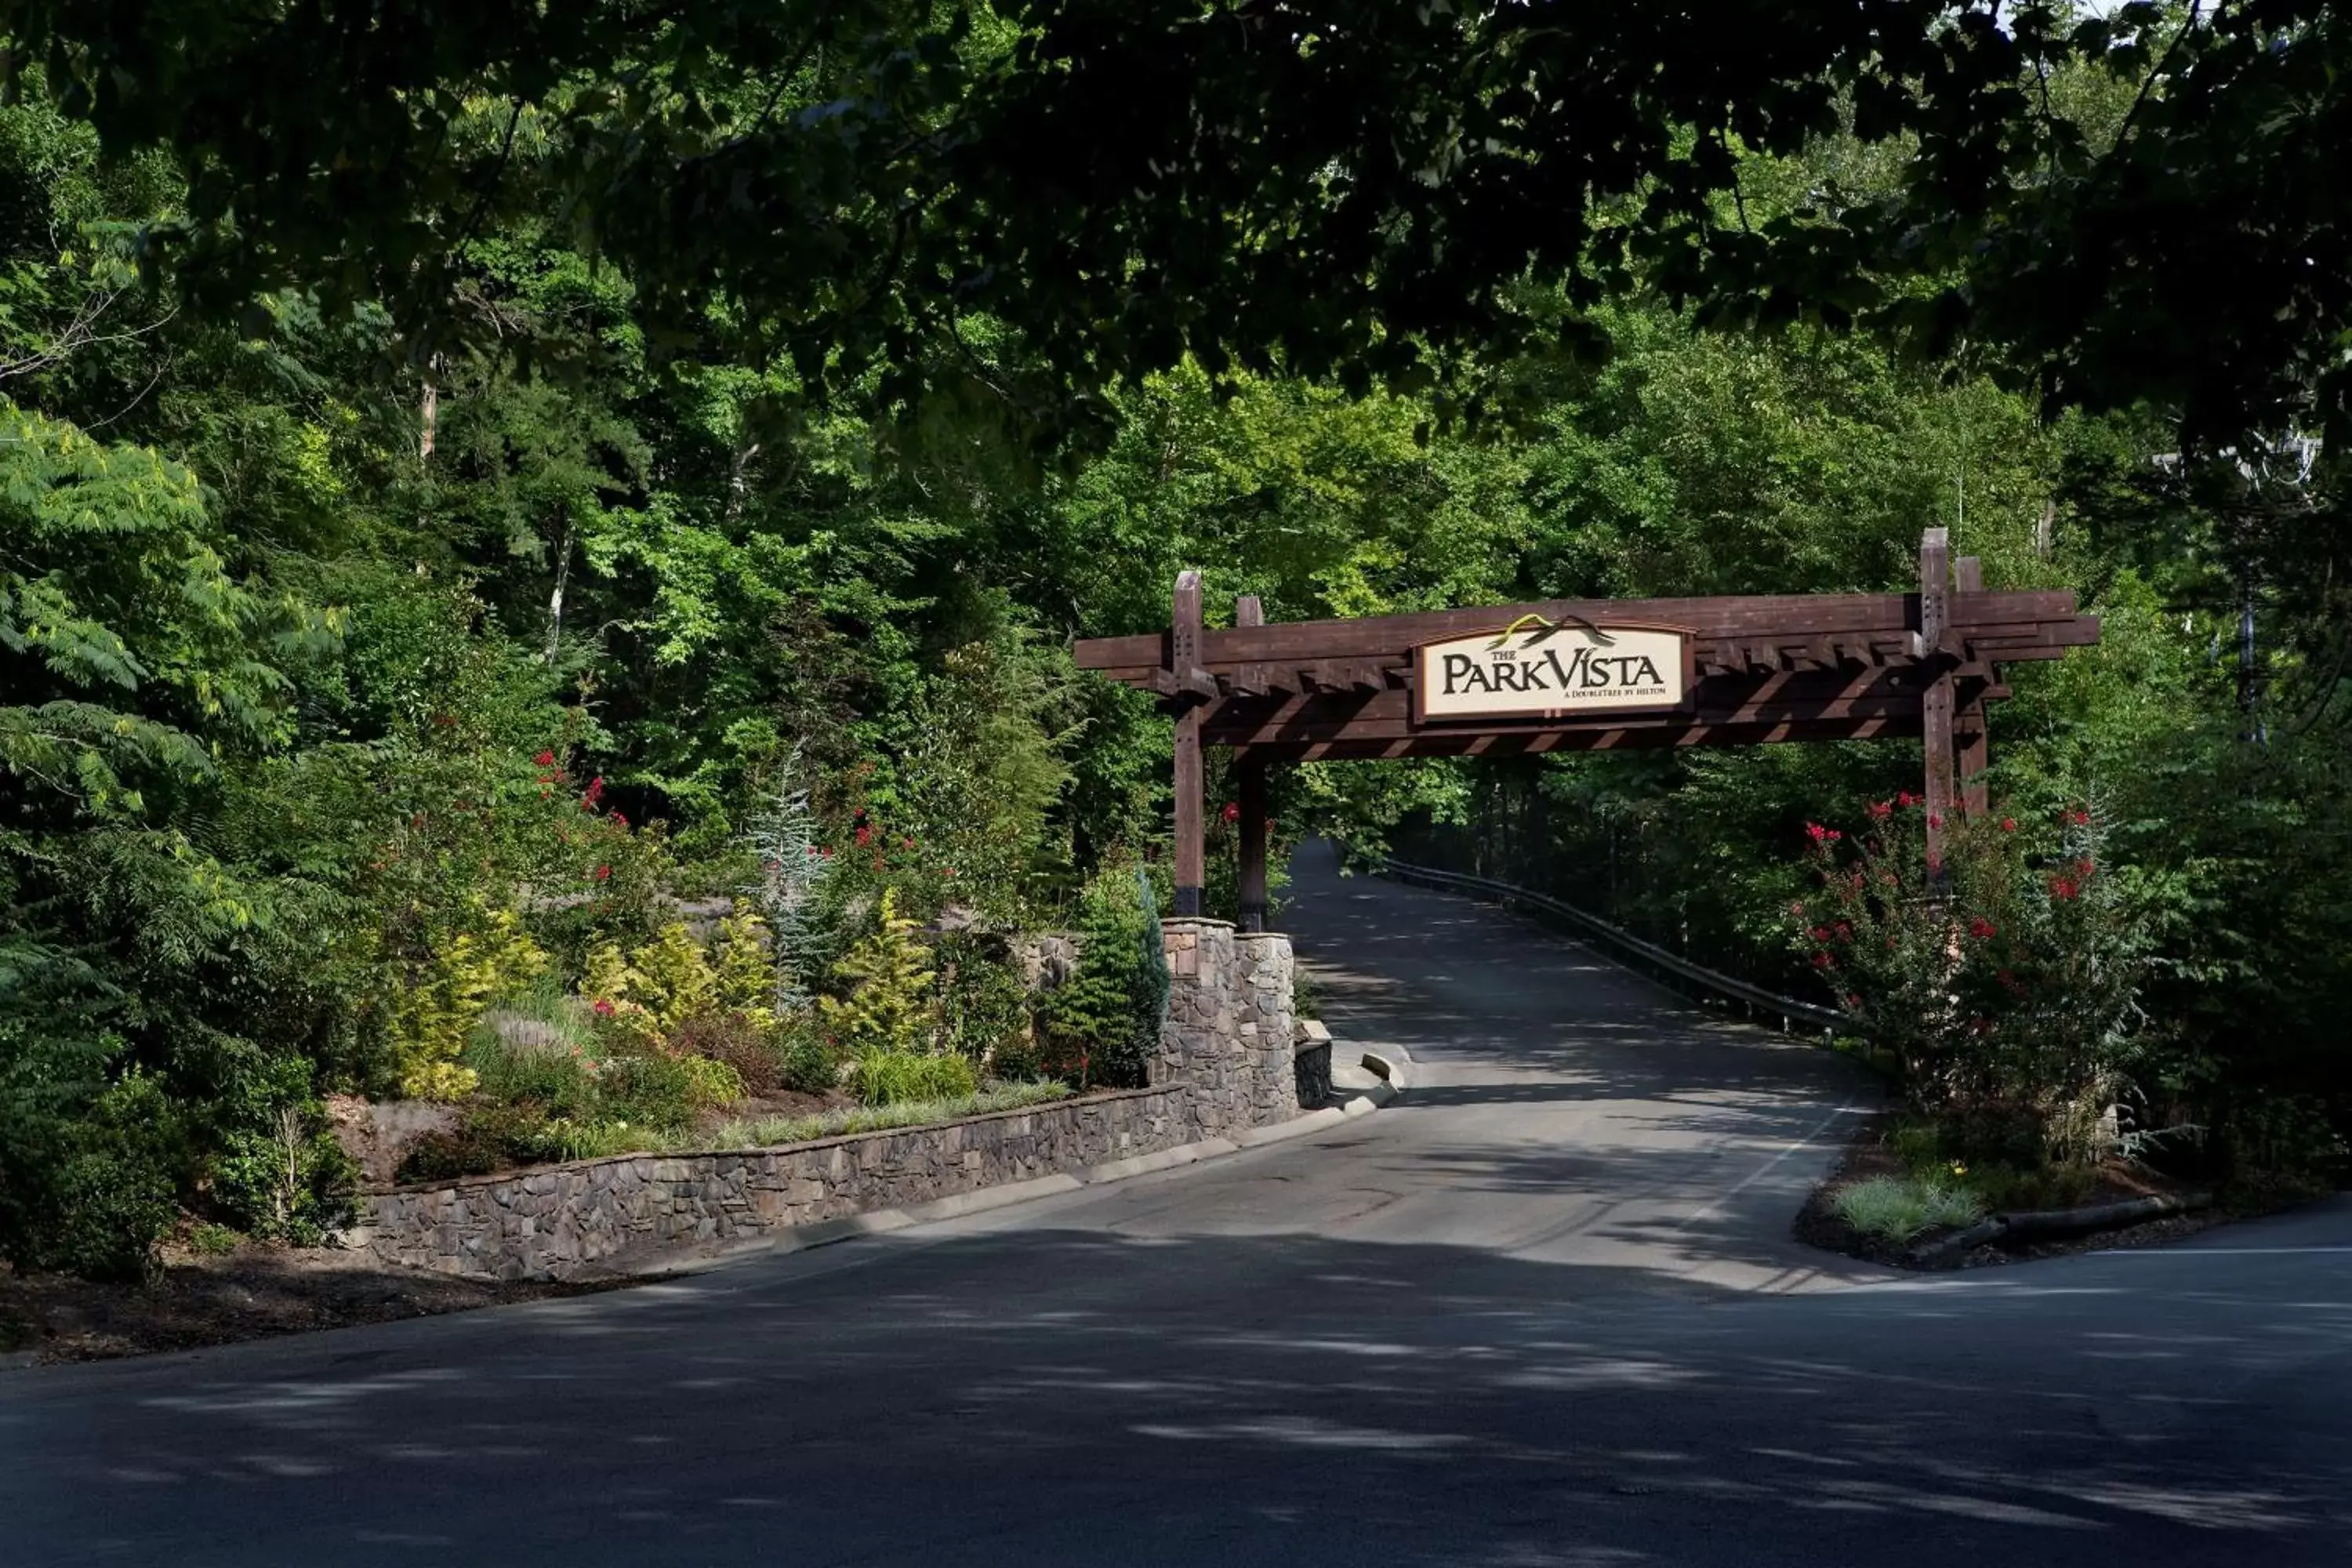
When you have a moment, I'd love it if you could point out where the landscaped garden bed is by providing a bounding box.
[1795,1112,2229,1270]
[1784,798,2326,1269]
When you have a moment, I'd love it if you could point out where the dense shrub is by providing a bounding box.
[850,1047,978,1108]
[2,1070,185,1281]
[670,1011,786,1097]
[935,933,1036,1069]
[820,889,936,1054]
[1831,1177,1983,1243]
[1041,864,1168,1087]
[776,1020,843,1095]
[206,1051,359,1245]
[1796,800,2154,1163]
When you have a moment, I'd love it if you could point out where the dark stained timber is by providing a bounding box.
[1102,534,2099,892]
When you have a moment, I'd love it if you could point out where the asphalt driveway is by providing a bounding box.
[5,843,2347,1566]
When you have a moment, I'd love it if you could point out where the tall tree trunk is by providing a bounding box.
[726,438,761,520]
[546,522,573,664]
[419,354,442,459]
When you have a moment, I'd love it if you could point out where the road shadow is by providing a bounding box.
[8,1214,2349,1568]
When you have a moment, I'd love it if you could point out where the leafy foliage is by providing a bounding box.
[384,905,547,1100]
[849,1047,977,1109]
[1831,1176,1984,1243]
[820,888,936,1058]
[1044,865,1168,1088]
[1797,803,2154,1162]
[740,764,826,1013]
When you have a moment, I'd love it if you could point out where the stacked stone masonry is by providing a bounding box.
[360,924,1305,1282]
[1152,920,1298,1141]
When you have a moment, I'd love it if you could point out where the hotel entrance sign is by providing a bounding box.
[1413,616,1691,724]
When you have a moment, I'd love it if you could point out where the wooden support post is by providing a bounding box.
[1919,529,1954,880]
[1233,593,1267,932]
[1953,556,1991,817]
[1237,757,1268,932]
[1172,571,1205,916]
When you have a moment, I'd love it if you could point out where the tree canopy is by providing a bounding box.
[5,2,2347,447]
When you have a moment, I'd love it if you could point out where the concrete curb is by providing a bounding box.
[901,1173,1086,1224]
[0,1054,1417,1354]
[1231,1106,1348,1146]
[576,1040,1417,1285]
[1080,1138,1239,1185]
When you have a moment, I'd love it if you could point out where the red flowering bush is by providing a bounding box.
[1796,799,2151,1162]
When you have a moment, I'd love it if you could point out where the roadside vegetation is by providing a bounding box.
[5,2,2351,1290]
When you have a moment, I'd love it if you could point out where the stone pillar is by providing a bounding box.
[1155,917,1236,1138]
[1234,931,1297,1127]
[1156,917,1300,1139]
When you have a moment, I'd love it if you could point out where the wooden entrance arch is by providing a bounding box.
[1075,529,2099,924]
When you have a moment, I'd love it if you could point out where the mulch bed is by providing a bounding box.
[0,1241,626,1366]
[1795,1112,2229,1270]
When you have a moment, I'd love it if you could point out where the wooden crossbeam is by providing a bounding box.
[1231,713,1918,763]
[1080,615,2095,687]
[1072,590,2087,677]
[1202,683,1939,747]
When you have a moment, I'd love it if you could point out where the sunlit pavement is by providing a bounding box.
[4,843,2347,1566]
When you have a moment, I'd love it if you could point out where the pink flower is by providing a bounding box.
[594,865,612,882]
[592,998,615,1017]
[1811,951,1835,970]
[855,825,873,847]
[2001,817,2017,832]
[1805,822,1830,843]
[1897,790,1920,808]
[1867,800,1892,821]
[1928,811,1944,829]
[609,811,628,829]
[1221,802,1240,825]
[535,750,556,767]
[1968,916,1996,939]
[2050,875,2079,901]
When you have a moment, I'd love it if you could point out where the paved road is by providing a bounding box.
[6,845,2350,1566]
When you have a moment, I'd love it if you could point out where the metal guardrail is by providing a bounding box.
[1378,858,1848,1039]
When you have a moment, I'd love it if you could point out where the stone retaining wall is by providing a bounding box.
[358,923,1304,1283]
[358,1085,1189,1280]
